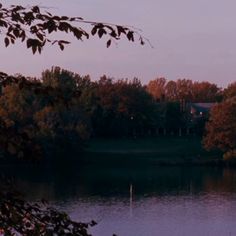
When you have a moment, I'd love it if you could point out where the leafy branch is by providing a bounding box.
[0,189,96,235]
[0,3,147,54]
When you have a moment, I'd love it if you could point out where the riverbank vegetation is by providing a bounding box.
[0,66,235,164]
[0,4,235,166]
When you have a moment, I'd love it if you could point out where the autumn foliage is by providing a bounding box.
[146,78,221,102]
[203,97,236,160]
[0,66,228,161]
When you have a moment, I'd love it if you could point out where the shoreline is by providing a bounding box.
[0,137,229,167]
[80,151,225,167]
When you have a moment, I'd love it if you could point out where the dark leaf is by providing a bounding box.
[26,39,32,48]
[20,31,26,42]
[0,19,7,27]
[58,22,70,33]
[59,43,64,51]
[98,28,106,38]
[53,16,61,21]
[4,37,9,47]
[32,6,40,13]
[127,31,134,41]
[106,39,111,48]
[73,28,83,40]
[61,16,69,21]
[91,26,97,36]
[38,46,42,54]
[13,29,19,37]
[117,25,126,36]
[140,38,145,45]
[36,33,44,41]
[90,220,97,226]
[59,40,70,44]
[110,30,117,38]
[32,45,37,54]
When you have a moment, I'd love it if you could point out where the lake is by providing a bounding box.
[2,164,236,236]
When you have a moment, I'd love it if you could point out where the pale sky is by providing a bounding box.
[1,0,236,87]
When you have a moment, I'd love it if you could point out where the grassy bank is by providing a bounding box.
[83,137,222,166]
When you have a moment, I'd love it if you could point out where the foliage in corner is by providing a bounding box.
[0,3,146,54]
[0,188,96,235]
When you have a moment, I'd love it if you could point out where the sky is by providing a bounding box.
[1,0,236,87]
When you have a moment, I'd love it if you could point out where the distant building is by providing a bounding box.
[187,103,216,119]
[184,102,216,135]
[154,102,216,136]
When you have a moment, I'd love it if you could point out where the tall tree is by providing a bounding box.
[223,82,236,100]
[0,81,40,159]
[203,97,236,160]
[165,80,178,101]
[146,77,166,101]
[175,79,193,102]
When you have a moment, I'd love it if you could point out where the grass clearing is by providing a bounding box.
[84,137,221,165]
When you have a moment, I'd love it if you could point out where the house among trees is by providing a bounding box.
[185,102,216,136]
[154,102,216,137]
[188,103,216,119]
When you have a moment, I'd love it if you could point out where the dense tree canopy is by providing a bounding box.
[92,76,158,137]
[146,77,166,101]
[0,68,94,160]
[223,82,236,100]
[203,97,236,160]
[146,78,221,102]
[0,67,226,160]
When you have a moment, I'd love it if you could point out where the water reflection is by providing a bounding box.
[2,165,234,198]
[129,183,133,218]
[1,165,236,236]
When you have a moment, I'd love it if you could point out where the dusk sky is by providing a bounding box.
[1,0,236,87]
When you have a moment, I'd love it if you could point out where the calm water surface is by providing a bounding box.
[2,164,236,236]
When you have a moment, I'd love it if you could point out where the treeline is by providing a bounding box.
[146,77,222,102]
[0,67,235,160]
